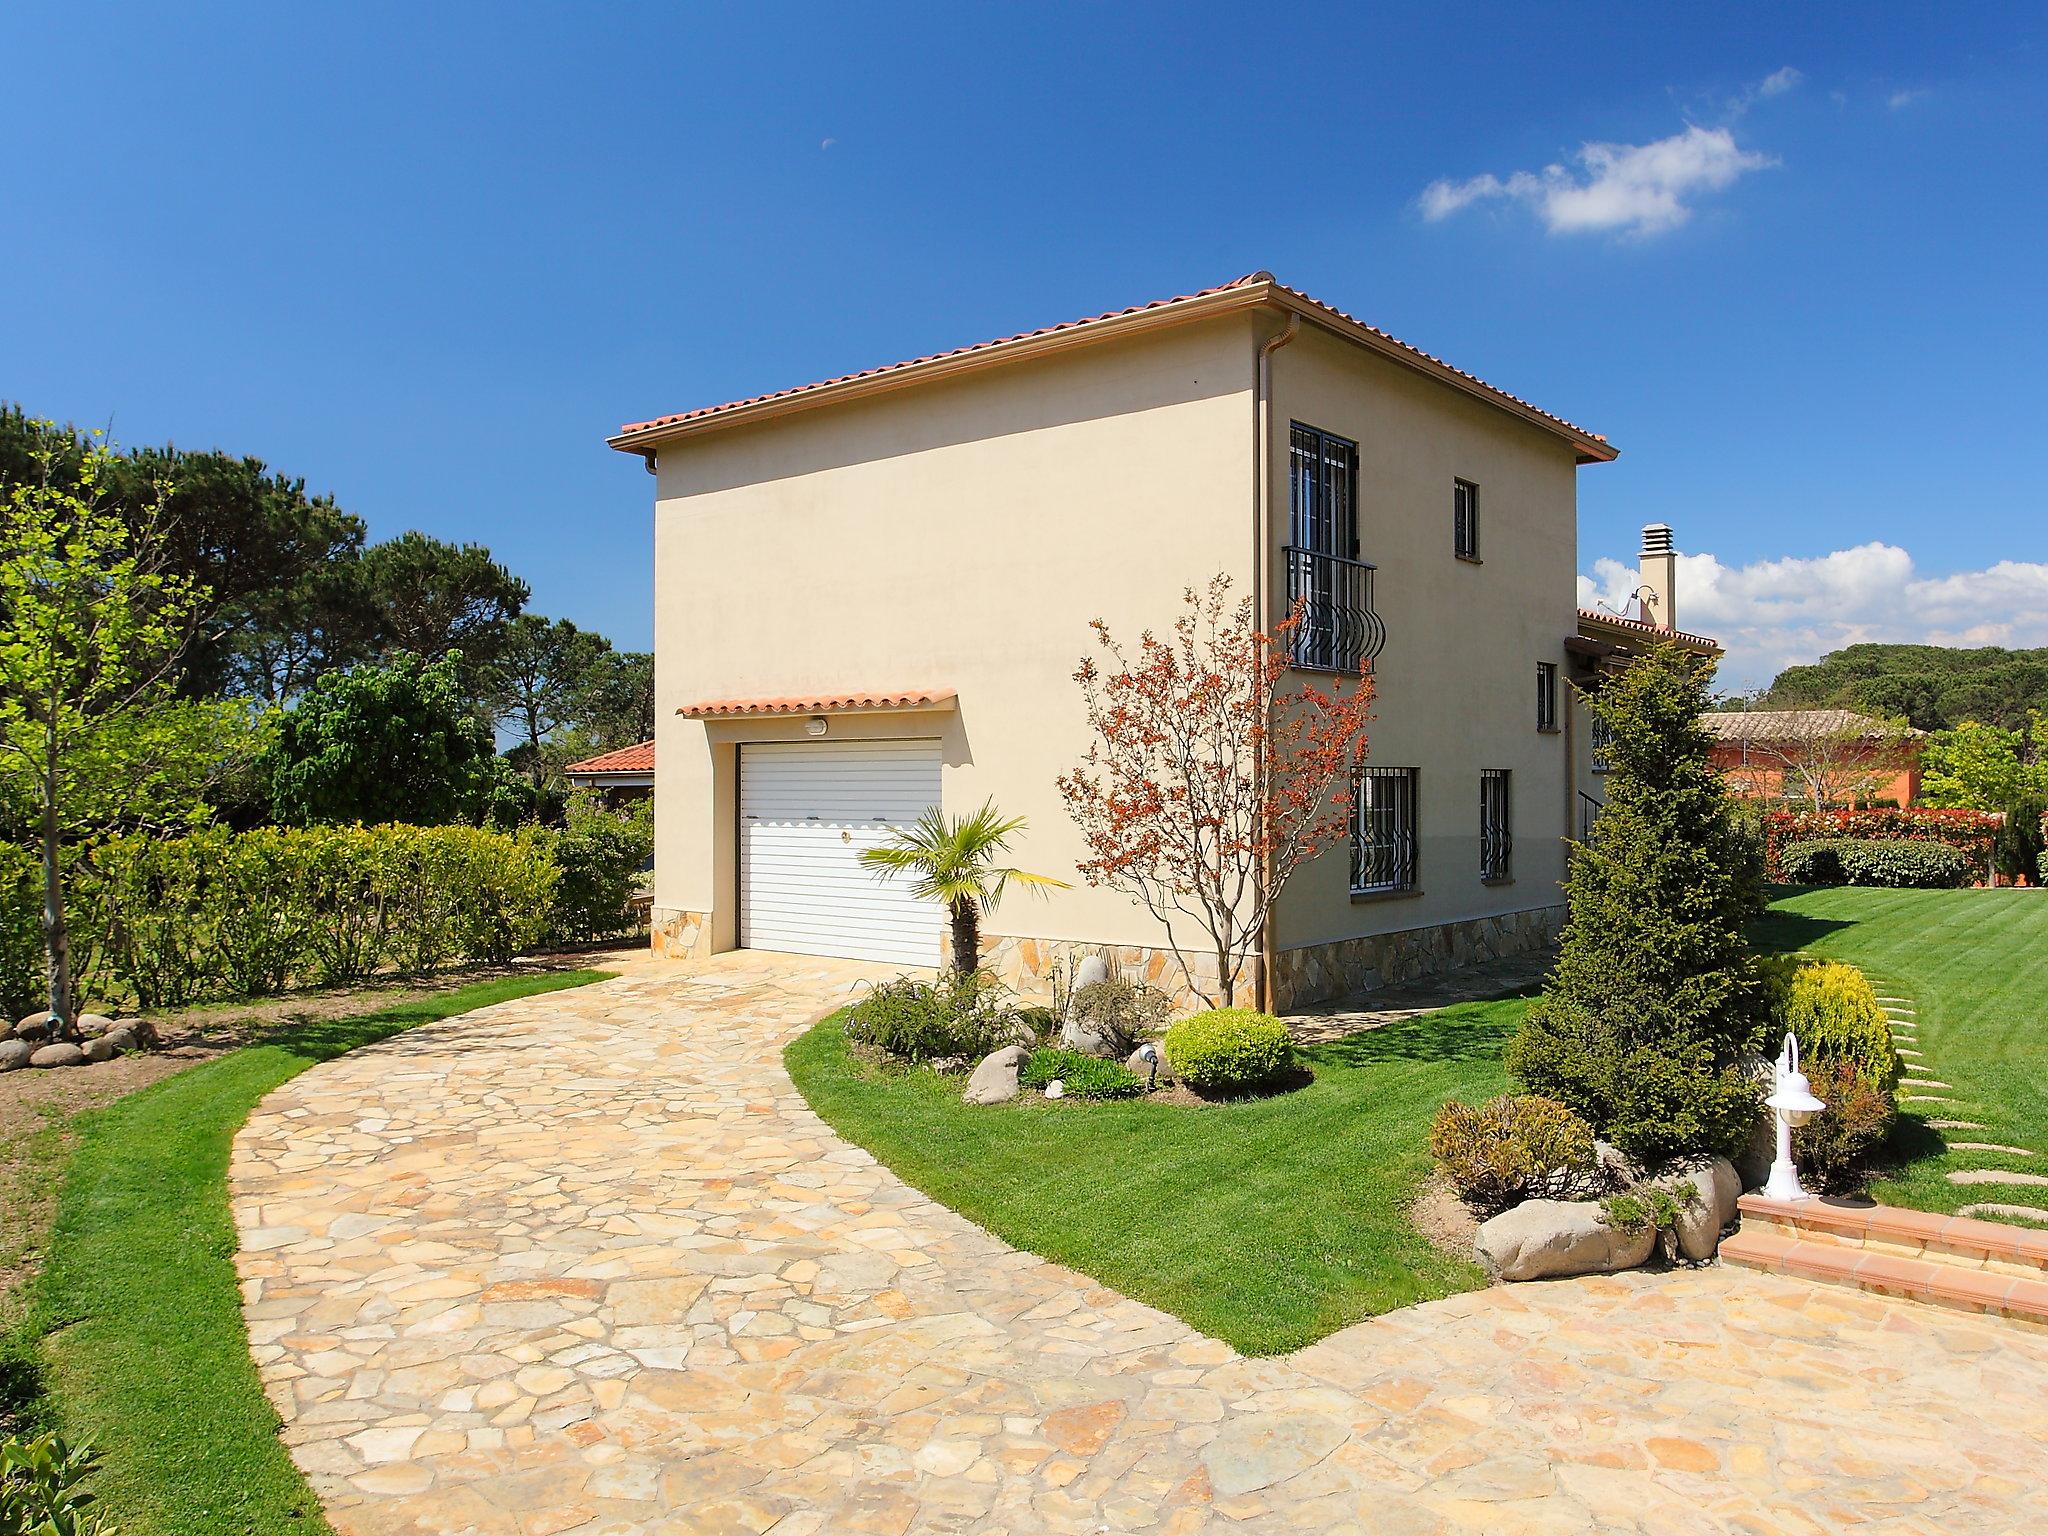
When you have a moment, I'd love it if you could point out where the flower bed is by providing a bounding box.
[1763,807,2002,882]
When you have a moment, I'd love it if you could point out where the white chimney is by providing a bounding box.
[1638,523,1676,631]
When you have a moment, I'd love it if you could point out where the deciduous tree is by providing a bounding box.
[1056,576,1373,1008]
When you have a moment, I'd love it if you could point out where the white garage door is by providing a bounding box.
[739,738,945,967]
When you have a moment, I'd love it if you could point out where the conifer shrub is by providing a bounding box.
[1505,645,1769,1163]
[1761,957,1899,1091]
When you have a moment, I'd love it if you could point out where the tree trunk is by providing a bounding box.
[40,732,72,1036]
[948,897,980,977]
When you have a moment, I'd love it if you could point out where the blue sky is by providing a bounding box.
[5,2,2043,687]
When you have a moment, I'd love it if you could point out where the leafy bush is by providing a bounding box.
[844,971,1019,1065]
[1778,838,1971,889]
[1792,1057,1895,1192]
[1069,975,1172,1052]
[0,1433,112,1534]
[1019,1047,1144,1100]
[0,845,44,1021]
[1600,1178,1697,1235]
[1430,1094,1600,1215]
[77,823,557,1006]
[1762,807,1998,880]
[543,794,654,945]
[1507,647,1769,1163]
[1163,1007,1294,1094]
[1762,957,1899,1091]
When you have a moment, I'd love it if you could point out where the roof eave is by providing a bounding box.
[608,279,1618,463]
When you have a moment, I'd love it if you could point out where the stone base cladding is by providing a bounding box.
[977,933,1251,1014]
[649,908,711,961]
[1271,905,1565,1012]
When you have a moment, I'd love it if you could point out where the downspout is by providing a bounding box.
[1253,308,1298,1011]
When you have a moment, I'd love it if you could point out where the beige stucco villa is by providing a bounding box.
[610,272,1715,1009]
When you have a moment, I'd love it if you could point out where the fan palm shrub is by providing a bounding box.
[859,800,1068,974]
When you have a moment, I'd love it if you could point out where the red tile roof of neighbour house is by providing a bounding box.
[610,273,1619,464]
[563,740,656,775]
[676,689,957,719]
[1575,606,1723,656]
[1699,710,1924,742]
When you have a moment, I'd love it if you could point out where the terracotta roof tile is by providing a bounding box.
[1576,607,1722,653]
[677,689,956,719]
[563,740,655,775]
[613,274,1612,454]
[1699,709,1923,741]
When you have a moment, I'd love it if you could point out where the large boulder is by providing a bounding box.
[1475,1198,1656,1282]
[29,1043,86,1070]
[1071,955,1111,992]
[81,1036,123,1064]
[113,1017,158,1050]
[1059,1013,1128,1061]
[0,1040,31,1072]
[1642,1157,1742,1261]
[103,1024,139,1055]
[14,1013,55,1046]
[75,1013,117,1041]
[963,1045,1029,1106]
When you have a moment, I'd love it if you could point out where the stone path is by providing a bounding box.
[1878,992,2048,1226]
[233,954,2048,1535]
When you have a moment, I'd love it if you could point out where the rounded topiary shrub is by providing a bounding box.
[1163,1007,1294,1094]
[1763,957,1899,1091]
[1430,1093,1600,1215]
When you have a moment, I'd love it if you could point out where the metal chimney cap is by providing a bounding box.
[1640,523,1675,555]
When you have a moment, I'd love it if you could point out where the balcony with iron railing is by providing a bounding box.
[1282,545,1386,674]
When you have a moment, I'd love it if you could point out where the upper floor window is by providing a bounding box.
[1480,769,1513,882]
[1291,424,1357,558]
[1537,663,1559,732]
[1454,478,1480,561]
[1286,423,1383,671]
[1352,767,1418,894]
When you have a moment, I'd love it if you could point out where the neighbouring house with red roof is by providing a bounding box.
[563,740,656,803]
[1700,710,1923,809]
[610,272,1719,1008]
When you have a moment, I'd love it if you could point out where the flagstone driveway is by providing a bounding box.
[231,954,2048,1536]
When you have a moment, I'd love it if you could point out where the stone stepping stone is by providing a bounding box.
[1903,1079,1952,1090]
[1930,1119,1986,1130]
[1947,1169,2048,1187]
[1947,1142,2035,1157]
[1958,1202,2048,1225]
[1901,1094,1954,1104]
[1896,1047,1923,1057]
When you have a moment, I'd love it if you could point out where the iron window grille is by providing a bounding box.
[1590,714,1614,773]
[1287,424,1385,672]
[1537,663,1559,732]
[1480,769,1513,882]
[1352,767,1419,894]
[1454,478,1480,561]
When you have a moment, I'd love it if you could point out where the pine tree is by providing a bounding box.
[1506,644,1768,1163]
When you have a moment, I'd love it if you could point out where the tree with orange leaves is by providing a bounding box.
[1056,575,1374,1008]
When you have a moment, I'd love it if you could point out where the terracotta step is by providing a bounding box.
[1723,1194,2048,1327]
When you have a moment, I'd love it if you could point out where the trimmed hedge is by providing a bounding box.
[1163,1007,1294,1094]
[0,818,654,1015]
[1763,807,1998,881]
[1779,838,1972,889]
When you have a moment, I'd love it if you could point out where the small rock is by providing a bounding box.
[1045,1080,1066,1100]
[114,1017,158,1050]
[81,1036,122,1064]
[75,1013,116,1040]
[1474,1198,1656,1281]
[962,1045,1028,1106]
[0,1040,30,1072]
[29,1043,86,1069]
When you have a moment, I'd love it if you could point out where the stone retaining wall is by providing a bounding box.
[1270,905,1565,1011]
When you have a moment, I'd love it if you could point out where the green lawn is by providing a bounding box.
[1754,887,2048,1224]
[9,968,612,1536]
[786,998,1524,1356]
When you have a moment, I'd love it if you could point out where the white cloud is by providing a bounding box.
[1887,88,1930,110]
[1577,543,2048,689]
[1421,124,1776,237]
[1756,66,1803,99]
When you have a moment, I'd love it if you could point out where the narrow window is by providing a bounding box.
[1537,663,1558,732]
[1454,478,1480,561]
[1351,767,1419,894]
[1480,769,1512,882]
[1590,714,1613,773]
[1287,422,1366,671]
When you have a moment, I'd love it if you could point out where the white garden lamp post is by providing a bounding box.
[1762,1032,1827,1202]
